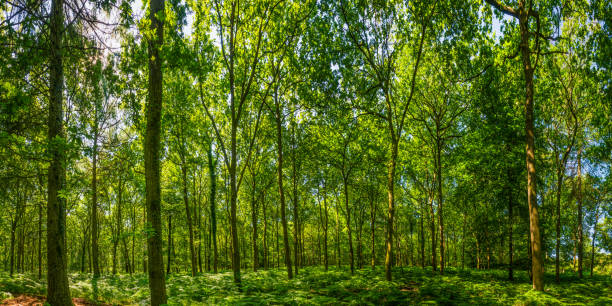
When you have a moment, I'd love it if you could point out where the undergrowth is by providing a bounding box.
[0,267,610,305]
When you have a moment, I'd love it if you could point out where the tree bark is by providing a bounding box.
[181,161,197,276]
[385,138,398,280]
[577,147,583,278]
[145,0,167,301]
[275,95,293,279]
[208,142,218,273]
[344,180,355,274]
[47,0,72,303]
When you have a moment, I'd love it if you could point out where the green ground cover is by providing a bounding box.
[1,267,610,305]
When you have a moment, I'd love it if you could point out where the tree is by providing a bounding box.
[144,0,168,302]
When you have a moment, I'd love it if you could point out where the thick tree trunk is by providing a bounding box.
[519,3,544,291]
[145,0,167,301]
[47,0,72,303]
[323,190,329,271]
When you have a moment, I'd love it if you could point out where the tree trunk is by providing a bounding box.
[508,182,514,280]
[166,215,172,275]
[590,207,598,277]
[145,0,167,301]
[577,147,583,278]
[275,98,293,279]
[47,0,72,303]
[208,142,218,273]
[370,195,376,269]
[519,3,544,291]
[429,193,436,271]
[292,137,300,276]
[436,139,444,274]
[385,138,398,280]
[344,180,355,274]
[181,162,197,276]
[92,130,100,277]
[251,179,259,272]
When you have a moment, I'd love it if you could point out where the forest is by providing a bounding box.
[0,0,611,305]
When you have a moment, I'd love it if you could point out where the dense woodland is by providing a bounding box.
[0,0,611,305]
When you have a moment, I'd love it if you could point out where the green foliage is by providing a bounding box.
[2,267,610,305]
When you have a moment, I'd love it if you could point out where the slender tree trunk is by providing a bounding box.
[181,162,197,276]
[385,138,398,280]
[370,195,376,270]
[92,130,100,277]
[47,0,72,302]
[508,183,514,280]
[145,0,167,301]
[274,98,292,279]
[323,190,329,271]
[436,139,444,274]
[577,148,584,278]
[251,179,259,272]
[38,201,42,279]
[429,193,436,271]
[555,167,562,283]
[166,215,172,275]
[9,220,15,277]
[292,139,300,275]
[344,180,355,274]
[263,192,268,269]
[208,142,218,273]
[590,207,598,277]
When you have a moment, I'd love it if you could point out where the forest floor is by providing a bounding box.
[0,266,610,305]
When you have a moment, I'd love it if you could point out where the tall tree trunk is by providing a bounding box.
[92,130,100,277]
[323,189,329,271]
[343,180,355,274]
[519,3,544,291]
[385,138,398,280]
[590,207,598,277]
[508,183,514,280]
[145,0,167,301]
[47,0,72,302]
[436,139,444,274]
[38,201,42,279]
[251,179,259,272]
[262,192,268,269]
[577,147,583,278]
[208,142,218,273]
[292,138,300,276]
[429,193,436,271]
[181,162,197,276]
[274,98,292,279]
[166,215,172,274]
[370,195,376,270]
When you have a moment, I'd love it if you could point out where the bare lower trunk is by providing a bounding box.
[145,0,167,301]
[47,0,72,303]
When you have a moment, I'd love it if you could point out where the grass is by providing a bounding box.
[1,266,610,305]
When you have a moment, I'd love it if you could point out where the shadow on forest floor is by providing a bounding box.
[1,266,610,305]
